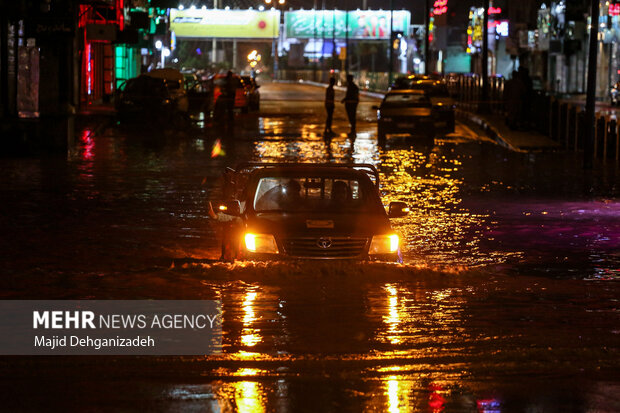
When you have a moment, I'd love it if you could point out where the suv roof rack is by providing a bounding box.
[233,162,380,187]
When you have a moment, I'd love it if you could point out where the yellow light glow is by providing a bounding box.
[387,377,400,413]
[245,233,257,252]
[234,381,265,413]
[244,233,279,254]
[389,234,399,252]
[218,204,228,211]
[385,285,401,345]
[241,291,262,347]
[369,234,399,254]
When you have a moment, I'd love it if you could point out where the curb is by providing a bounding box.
[455,108,523,152]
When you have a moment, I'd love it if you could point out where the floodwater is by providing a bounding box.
[0,83,619,411]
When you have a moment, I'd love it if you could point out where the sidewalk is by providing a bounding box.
[457,109,561,152]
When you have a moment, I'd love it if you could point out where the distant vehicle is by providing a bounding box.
[183,72,214,113]
[210,73,250,115]
[144,68,189,113]
[373,89,437,143]
[390,75,455,134]
[212,163,409,262]
[115,75,179,123]
[611,81,619,106]
[241,76,260,111]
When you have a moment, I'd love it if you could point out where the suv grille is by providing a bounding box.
[282,237,368,259]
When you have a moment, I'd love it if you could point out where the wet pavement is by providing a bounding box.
[0,82,619,412]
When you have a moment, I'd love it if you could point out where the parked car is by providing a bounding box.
[115,75,179,123]
[373,90,437,143]
[241,76,260,111]
[210,73,250,115]
[144,68,189,113]
[390,75,455,134]
[212,163,409,262]
[183,72,214,113]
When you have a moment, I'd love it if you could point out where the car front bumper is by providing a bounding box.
[378,118,435,137]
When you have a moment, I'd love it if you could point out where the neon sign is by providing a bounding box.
[610,3,620,16]
[489,6,502,14]
[433,0,448,16]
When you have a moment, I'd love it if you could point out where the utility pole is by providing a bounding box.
[424,0,430,74]
[584,0,600,169]
[212,0,217,66]
[313,0,317,82]
[345,0,349,76]
[388,0,394,85]
[321,0,326,76]
[479,0,490,113]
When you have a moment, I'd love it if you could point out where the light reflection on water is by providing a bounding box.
[240,290,262,348]
[252,126,523,268]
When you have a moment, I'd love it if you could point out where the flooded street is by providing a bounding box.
[1,83,619,411]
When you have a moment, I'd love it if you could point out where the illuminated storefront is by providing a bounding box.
[466,5,511,77]
[598,0,620,94]
[284,10,410,40]
[170,8,280,39]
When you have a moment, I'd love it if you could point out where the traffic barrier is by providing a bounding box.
[451,76,618,165]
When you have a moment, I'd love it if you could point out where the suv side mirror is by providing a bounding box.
[216,200,241,216]
[388,201,409,218]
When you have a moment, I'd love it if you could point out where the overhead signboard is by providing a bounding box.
[170,9,280,39]
[285,10,410,40]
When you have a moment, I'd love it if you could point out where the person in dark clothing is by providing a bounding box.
[503,70,525,130]
[341,74,359,135]
[324,77,336,135]
[224,70,236,126]
[517,66,533,128]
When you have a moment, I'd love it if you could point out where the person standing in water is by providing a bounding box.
[341,74,359,135]
[324,77,336,135]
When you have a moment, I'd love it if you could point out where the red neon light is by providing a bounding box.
[86,42,92,96]
[433,0,448,15]
[81,129,95,161]
[489,6,502,14]
[116,0,124,30]
[610,4,620,16]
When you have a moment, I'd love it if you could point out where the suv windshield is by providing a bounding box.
[253,175,378,213]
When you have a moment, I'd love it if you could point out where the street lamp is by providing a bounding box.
[265,0,285,80]
[161,47,170,68]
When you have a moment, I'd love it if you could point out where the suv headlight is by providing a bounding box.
[369,234,399,254]
[244,233,279,254]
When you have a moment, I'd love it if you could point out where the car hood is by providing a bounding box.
[429,97,455,107]
[379,107,432,117]
[245,211,392,238]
